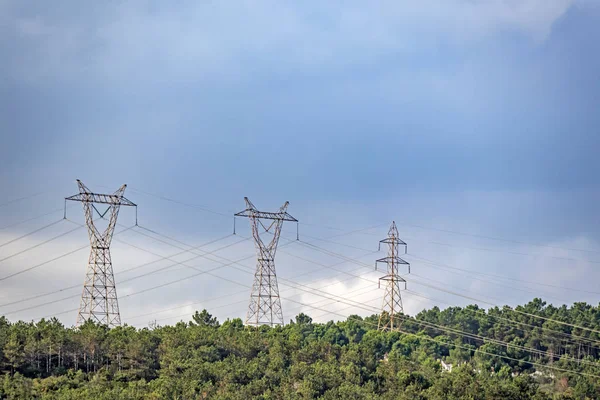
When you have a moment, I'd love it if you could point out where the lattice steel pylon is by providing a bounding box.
[65,180,137,327]
[235,197,298,327]
[376,221,410,331]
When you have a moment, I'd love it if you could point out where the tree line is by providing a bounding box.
[0,298,599,399]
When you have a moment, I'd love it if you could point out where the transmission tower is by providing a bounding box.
[234,197,298,327]
[376,221,410,331]
[65,180,137,327]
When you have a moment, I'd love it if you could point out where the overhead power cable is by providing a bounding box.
[117,227,600,361]
[127,187,231,217]
[115,234,377,316]
[0,219,64,249]
[286,244,599,343]
[408,253,600,296]
[405,289,600,349]
[0,207,66,231]
[127,249,378,323]
[36,223,382,321]
[403,315,600,369]
[395,220,600,256]
[127,186,600,256]
[289,238,600,337]
[0,191,51,209]
[149,273,379,325]
[142,228,600,348]
[14,221,598,359]
[4,234,244,316]
[294,233,600,299]
[127,226,382,310]
[273,296,600,380]
[0,244,87,282]
[31,226,600,376]
[410,238,600,265]
[134,255,599,372]
[0,220,82,265]
[411,257,573,304]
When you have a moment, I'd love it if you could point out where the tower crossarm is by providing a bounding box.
[65,180,136,207]
[378,237,407,252]
[376,256,411,273]
[234,197,297,222]
[66,193,136,207]
[234,209,297,222]
[378,274,407,289]
[66,193,136,206]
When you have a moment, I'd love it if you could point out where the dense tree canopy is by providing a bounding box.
[0,299,599,399]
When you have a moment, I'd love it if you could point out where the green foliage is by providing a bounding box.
[0,299,598,399]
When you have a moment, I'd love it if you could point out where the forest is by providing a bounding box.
[0,298,599,399]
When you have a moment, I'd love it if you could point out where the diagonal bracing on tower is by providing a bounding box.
[235,197,298,327]
[65,180,137,327]
[376,221,410,331]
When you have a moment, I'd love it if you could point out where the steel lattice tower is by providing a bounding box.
[376,221,410,331]
[65,180,136,327]
[235,197,297,327]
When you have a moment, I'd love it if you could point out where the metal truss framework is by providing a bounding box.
[235,197,297,327]
[376,221,410,331]
[65,180,136,327]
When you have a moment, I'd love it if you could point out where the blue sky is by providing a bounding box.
[0,1,599,326]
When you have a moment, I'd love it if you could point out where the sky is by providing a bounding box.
[0,0,599,328]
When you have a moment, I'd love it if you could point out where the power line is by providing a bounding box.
[0,224,136,282]
[127,187,231,217]
[38,248,262,320]
[0,191,51,209]
[253,288,600,379]
[130,222,383,295]
[404,289,600,349]
[130,187,393,239]
[395,323,600,379]
[292,244,597,350]
[28,227,600,376]
[0,244,87,282]
[114,237,251,287]
[0,207,66,231]
[0,219,64,249]
[0,233,235,311]
[299,231,600,298]
[117,234,375,318]
[306,229,600,268]
[407,274,600,336]
[271,296,600,379]
[136,248,600,371]
[127,249,378,323]
[408,252,600,296]
[395,220,600,256]
[9,219,598,354]
[44,227,381,324]
[149,273,379,325]
[411,238,600,266]
[288,238,600,337]
[115,233,236,277]
[404,315,600,369]
[410,256,574,304]
[0,220,82,265]
[5,235,247,317]
[120,227,600,361]
[125,188,600,258]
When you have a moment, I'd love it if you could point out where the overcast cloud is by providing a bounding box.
[1,1,599,328]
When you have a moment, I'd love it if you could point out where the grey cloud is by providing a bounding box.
[0,1,582,85]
